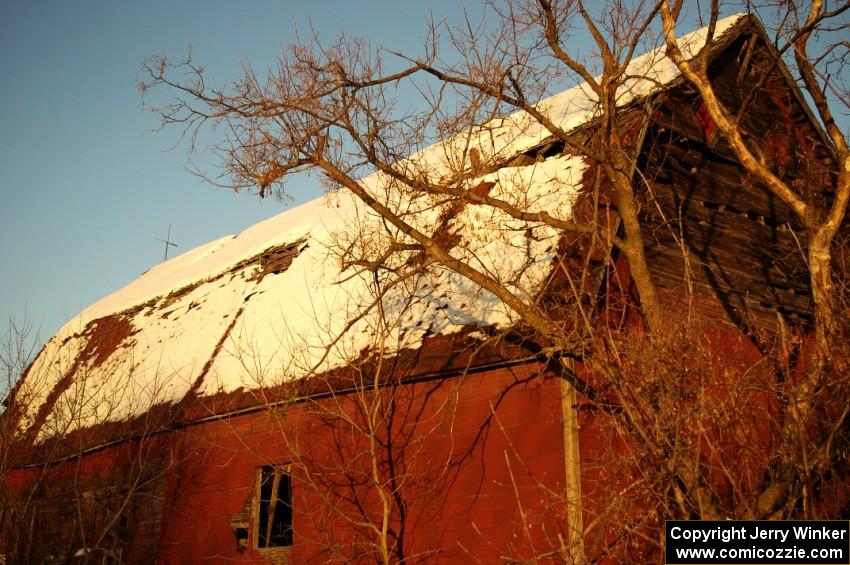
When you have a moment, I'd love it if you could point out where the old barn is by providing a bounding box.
[2,13,844,564]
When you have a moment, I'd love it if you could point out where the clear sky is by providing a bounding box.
[1,1,489,348]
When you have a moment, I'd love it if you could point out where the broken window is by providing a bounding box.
[255,465,293,548]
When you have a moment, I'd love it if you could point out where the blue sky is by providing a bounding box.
[1,1,489,347]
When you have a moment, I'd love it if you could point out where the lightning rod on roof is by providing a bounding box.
[155,224,179,262]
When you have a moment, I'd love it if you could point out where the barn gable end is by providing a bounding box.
[640,24,838,333]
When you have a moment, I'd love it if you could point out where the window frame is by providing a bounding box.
[253,464,293,554]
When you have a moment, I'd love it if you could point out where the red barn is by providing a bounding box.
[2,14,845,564]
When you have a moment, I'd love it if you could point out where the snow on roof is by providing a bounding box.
[17,14,745,438]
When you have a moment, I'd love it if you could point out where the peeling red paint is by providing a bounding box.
[695,101,718,143]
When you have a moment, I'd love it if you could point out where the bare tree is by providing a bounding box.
[142,0,850,561]
[0,319,190,564]
[209,216,488,563]
[657,0,850,525]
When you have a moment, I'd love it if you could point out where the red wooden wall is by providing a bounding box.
[8,361,575,563]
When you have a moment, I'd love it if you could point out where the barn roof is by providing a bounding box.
[15,14,748,441]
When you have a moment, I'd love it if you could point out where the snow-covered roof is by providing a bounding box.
[15,14,746,440]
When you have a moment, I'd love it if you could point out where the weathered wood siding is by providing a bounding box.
[639,31,837,333]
